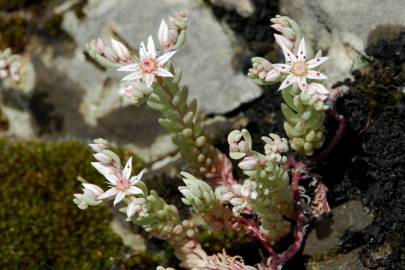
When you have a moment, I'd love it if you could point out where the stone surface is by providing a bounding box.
[307,249,365,270]
[111,218,146,253]
[5,0,261,161]
[62,0,261,115]
[279,0,405,84]
[208,0,255,17]
[304,200,373,257]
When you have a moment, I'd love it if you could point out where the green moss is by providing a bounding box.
[0,139,145,269]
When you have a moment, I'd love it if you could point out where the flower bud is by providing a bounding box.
[238,156,258,171]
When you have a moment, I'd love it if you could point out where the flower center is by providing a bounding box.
[116,178,130,191]
[141,59,156,73]
[291,61,308,76]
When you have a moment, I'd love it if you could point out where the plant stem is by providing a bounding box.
[309,108,346,165]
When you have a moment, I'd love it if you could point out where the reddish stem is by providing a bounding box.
[310,108,346,165]
[233,217,277,258]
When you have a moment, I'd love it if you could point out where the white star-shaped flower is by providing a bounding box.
[92,157,144,205]
[118,36,176,87]
[273,35,329,91]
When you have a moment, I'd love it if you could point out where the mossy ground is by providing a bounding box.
[0,0,84,52]
[0,139,151,269]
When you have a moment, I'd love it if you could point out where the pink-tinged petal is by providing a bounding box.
[144,73,155,87]
[139,42,148,60]
[130,169,145,184]
[98,187,118,200]
[275,34,296,63]
[297,38,306,61]
[274,34,293,50]
[91,162,117,184]
[307,70,328,80]
[158,19,169,46]
[156,67,174,77]
[122,71,143,81]
[82,183,103,195]
[118,63,139,72]
[123,157,132,180]
[272,64,291,74]
[111,38,128,60]
[127,186,143,195]
[113,192,126,206]
[265,69,281,81]
[157,51,176,65]
[310,83,329,94]
[127,201,138,218]
[279,74,296,90]
[307,57,329,69]
[297,76,307,91]
[147,36,156,59]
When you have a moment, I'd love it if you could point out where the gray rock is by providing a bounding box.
[304,200,373,257]
[307,248,365,270]
[207,0,255,17]
[279,0,405,84]
[62,0,262,115]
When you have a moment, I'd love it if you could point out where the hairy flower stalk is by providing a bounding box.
[228,129,294,242]
[250,16,330,156]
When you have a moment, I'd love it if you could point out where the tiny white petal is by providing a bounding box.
[139,42,148,60]
[91,162,118,184]
[307,70,327,80]
[147,36,156,59]
[279,74,296,90]
[123,157,133,180]
[297,38,306,61]
[118,63,139,72]
[127,186,144,195]
[297,76,307,91]
[98,187,118,200]
[144,73,155,87]
[272,64,291,74]
[82,183,103,195]
[156,67,174,77]
[307,56,329,69]
[130,169,145,184]
[114,192,126,206]
[157,51,176,65]
[122,71,143,81]
[111,38,128,60]
[158,19,169,46]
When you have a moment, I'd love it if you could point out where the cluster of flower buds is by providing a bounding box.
[178,172,218,213]
[303,83,329,111]
[126,197,148,220]
[73,183,104,209]
[158,12,188,53]
[119,80,153,105]
[0,48,21,82]
[228,129,253,159]
[87,38,132,67]
[215,180,257,216]
[247,57,281,85]
[262,133,289,164]
[270,15,300,51]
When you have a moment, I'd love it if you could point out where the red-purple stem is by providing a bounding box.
[310,108,346,165]
[261,161,306,270]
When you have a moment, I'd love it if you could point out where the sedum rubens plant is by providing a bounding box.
[74,12,345,270]
[248,15,330,156]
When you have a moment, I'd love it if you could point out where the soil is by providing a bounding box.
[210,1,405,269]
